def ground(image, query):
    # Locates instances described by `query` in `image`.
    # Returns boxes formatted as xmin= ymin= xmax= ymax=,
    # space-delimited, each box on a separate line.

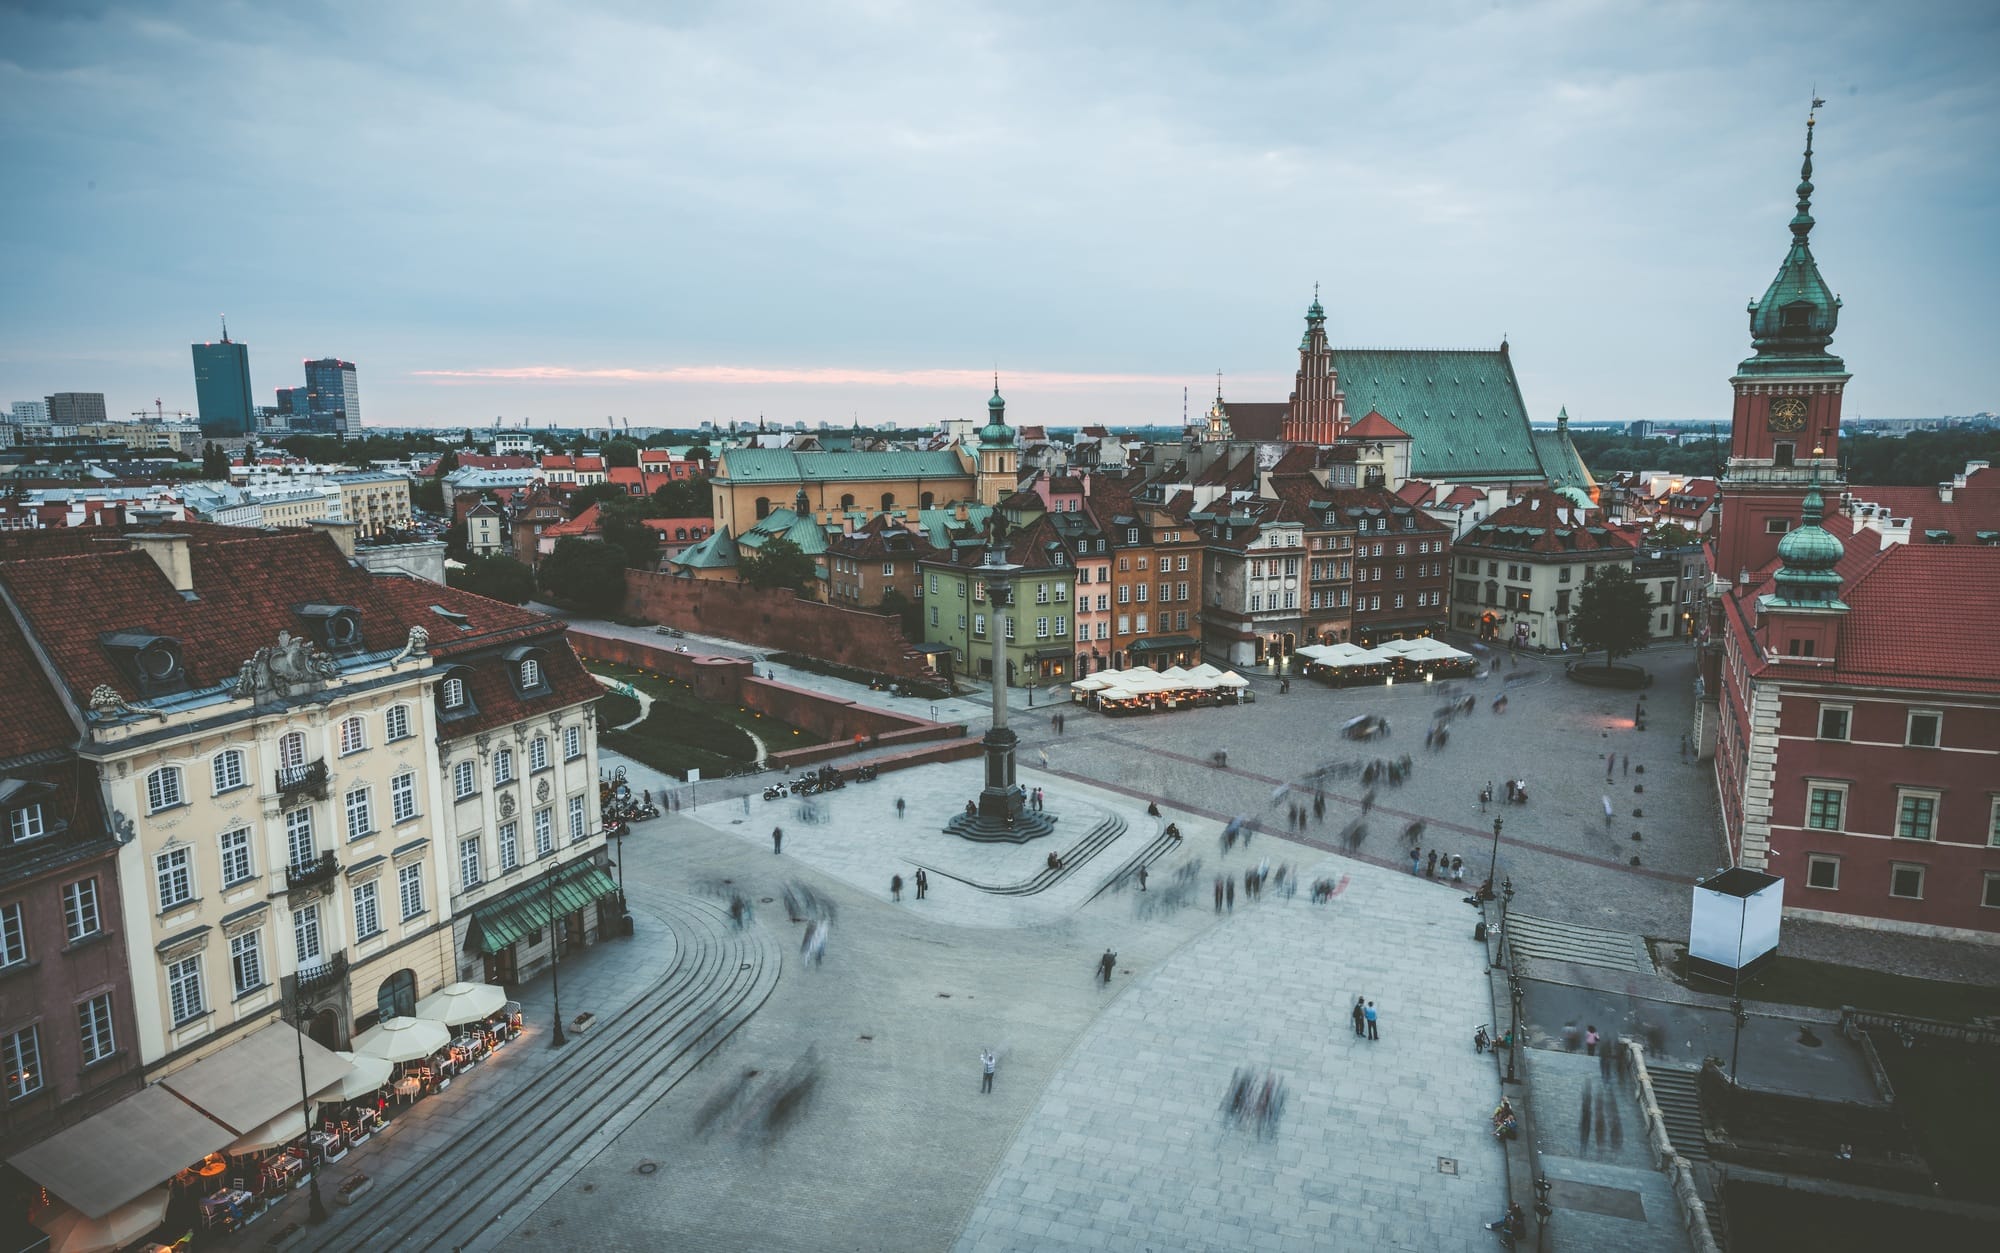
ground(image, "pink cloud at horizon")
xmin=410 ymin=363 xmax=1276 ymax=391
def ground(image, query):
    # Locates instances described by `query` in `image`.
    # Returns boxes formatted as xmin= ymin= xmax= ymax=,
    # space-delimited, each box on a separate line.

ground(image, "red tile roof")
xmin=1456 ymin=490 xmax=1635 ymax=555
xmin=1826 ymin=545 xmax=2000 ymax=693
xmin=1394 ymin=480 xmax=1435 ymax=506
xmin=1345 ymin=410 xmax=1412 ymax=440
xmin=1836 ymin=464 xmax=2000 ymax=538
xmin=541 ymin=504 xmax=602 ymax=540
xmin=0 ymin=608 xmax=76 ymax=762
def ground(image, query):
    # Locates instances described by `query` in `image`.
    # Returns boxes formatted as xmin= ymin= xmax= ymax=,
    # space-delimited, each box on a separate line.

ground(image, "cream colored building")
xmin=333 ymin=471 xmax=415 ymax=537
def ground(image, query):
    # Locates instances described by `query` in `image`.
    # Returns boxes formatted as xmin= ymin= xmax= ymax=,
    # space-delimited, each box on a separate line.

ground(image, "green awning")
xmin=1127 ymin=636 xmax=1198 ymax=652
xmin=462 ymin=861 xmax=618 ymax=956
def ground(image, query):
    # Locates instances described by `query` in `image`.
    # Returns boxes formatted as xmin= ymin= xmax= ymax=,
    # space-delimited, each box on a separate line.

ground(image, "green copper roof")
xmin=1329 ymin=348 xmax=1542 ymax=483
xmin=715 ymin=448 xmax=969 ymax=485
xmin=740 ymin=508 xmax=832 ymax=556
xmin=1533 ymin=426 xmax=1597 ymax=493
xmin=669 ymin=526 xmax=740 ymax=570
xmin=909 ymin=505 xmax=992 ymax=547
xmin=980 ymin=384 xmax=1015 ymax=448
xmin=1766 ymin=484 xmax=1847 ymax=609
xmin=1740 ymin=113 xmax=1845 ymax=378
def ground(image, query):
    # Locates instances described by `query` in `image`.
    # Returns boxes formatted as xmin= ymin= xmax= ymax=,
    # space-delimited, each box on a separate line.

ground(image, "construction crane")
xmin=130 ymin=399 xmax=193 ymax=423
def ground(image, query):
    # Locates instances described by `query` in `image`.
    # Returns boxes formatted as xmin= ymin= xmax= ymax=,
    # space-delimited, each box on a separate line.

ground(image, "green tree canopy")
xmin=538 ymin=538 xmax=627 ymax=614
xmin=877 ymin=587 xmax=923 ymax=638
xmin=648 ymin=476 xmax=713 ymax=519
xmin=437 ymin=447 xmax=461 ymax=475
xmin=413 ymin=477 xmax=445 ymax=515
xmin=1570 ymin=565 xmax=1654 ymax=664
xmin=739 ymin=536 xmax=817 ymax=593
xmin=599 ymin=498 xmax=662 ymax=569
xmin=200 ymin=441 xmax=230 ymax=479
xmin=602 ymin=439 xmax=640 ymax=468
xmin=566 ymin=481 xmax=628 ymax=518
xmin=448 ymin=553 xmax=537 ymax=604
xmin=1643 ymin=522 xmax=1699 ymax=549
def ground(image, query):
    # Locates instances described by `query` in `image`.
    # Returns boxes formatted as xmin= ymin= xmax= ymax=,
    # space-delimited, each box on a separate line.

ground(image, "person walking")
xmin=1622 ymin=754 xmax=1630 ymax=777
xmin=896 ymin=797 xmax=906 ymax=819
xmin=1137 ymin=864 xmax=1148 ymax=892
xmin=1364 ymin=1001 xmax=1380 ymax=1041
xmin=1214 ymin=876 xmax=1224 ymax=912
xmin=1225 ymin=878 xmax=1236 ymax=911
xmin=1098 ymin=949 xmax=1116 ymax=984
xmin=1585 ymin=1024 xmax=1601 ymax=1056
xmin=890 ymin=874 xmax=903 ymax=902
xmin=1352 ymin=996 xmax=1367 ymax=1038
xmin=980 ymin=1048 xmax=996 ymax=1094
xmin=772 ymin=826 xmax=783 ymax=855
xmin=915 ymin=869 xmax=928 ymax=900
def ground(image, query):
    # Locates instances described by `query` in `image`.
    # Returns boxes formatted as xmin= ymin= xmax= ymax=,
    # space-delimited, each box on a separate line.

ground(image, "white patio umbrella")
xmin=1213 ymin=670 xmax=1250 ymax=688
xmin=1187 ymin=662 xmax=1225 ymax=680
xmin=1158 ymin=665 xmax=1195 ymax=682
xmin=414 ymin=981 xmax=508 ymax=1027
xmin=1070 ymin=673 xmax=1118 ymax=692
xmin=349 ymin=1015 xmax=451 ymax=1064
xmin=313 ymin=1050 xmax=393 ymax=1103
xmin=36 ymin=1188 xmax=170 ymax=1253
xmin=228 ymin=1106 xmax=306 ymax=1155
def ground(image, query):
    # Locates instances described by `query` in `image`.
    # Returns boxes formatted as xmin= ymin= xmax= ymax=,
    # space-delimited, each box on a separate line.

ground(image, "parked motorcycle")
xmin=764 ymin=783 xmax=790 ymax=800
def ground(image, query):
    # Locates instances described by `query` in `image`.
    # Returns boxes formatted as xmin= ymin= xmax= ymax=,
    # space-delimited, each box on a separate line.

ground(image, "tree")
xmin=878 ymin=587 xmax=922 ymax=638
xmin=200 ymin=441 xmax=230 ymax=479
xmin=1643 ymin=522 xmax=1699 ymax=549
xmin=566 ymin=481 xmax=628 ymax=518
xmin=538 ymin=538 xmax=627 ymax=614
xmin=1570 ymin=564 xmax=1654 ymax=665
xmin=437 ymin=448 xmax=461 ymax=475
xmin=739 ymin=536 xmax=817 ymax=593
xmin=648 ymin=476 xmax=713 ymax=519
xmin=413 ymin=476 xmax=445 ymax=515
xmin=602 ymin=439 xmax=639 ymax=468
xmin=599 ymin=498 xmax=661 ymax=570
xmin=449 ymin=554 xmax=537 ymax=604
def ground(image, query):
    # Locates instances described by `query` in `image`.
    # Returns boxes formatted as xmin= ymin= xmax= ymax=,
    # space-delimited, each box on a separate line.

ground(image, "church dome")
xmin=1771 ymin=485 xmax=1845 ymax=602
xmin=980 ymin=384 xmax=1014 ymax=447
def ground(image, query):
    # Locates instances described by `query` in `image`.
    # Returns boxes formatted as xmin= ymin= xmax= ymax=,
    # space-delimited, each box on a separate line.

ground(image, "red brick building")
xmin=1704 ymin=114 xmax=2000 ymax=938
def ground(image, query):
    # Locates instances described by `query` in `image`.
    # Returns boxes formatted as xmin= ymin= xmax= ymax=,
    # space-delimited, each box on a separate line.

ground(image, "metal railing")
xmin=276 ymin=759 xmax=329 ymax=803
xmin=294 ymin=950 xmax=348 ymax=998
xmin=285 ymin=850 xmax=341 ymax=891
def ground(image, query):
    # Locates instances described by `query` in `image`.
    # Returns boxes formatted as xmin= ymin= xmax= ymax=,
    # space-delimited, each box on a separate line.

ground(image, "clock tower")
xmin=1716 ymin=103 xmax=1850 ymax=586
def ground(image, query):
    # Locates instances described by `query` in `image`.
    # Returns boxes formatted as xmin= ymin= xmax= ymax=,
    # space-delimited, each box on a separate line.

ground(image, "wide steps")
xmin=921 ymin=815 xmax=1128 ymax=897
xmin=1646 ymin=1066 xmax=1710 ymax=1162
xmin=1086 ymin=828 xmax=1184 ymax=903
xmin=1504 ymin=912 xmax=1654 ymax=974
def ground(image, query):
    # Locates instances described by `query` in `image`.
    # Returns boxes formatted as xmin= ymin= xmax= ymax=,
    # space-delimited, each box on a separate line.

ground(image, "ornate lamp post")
xmin=547 ymin=862 xmax=567 ymax=1048
xmin=1533 ymin=1174 xmax=1553 ymax=1252
xmin=1486 ymin=816 xmax=1504 ymax=898
xmin=1493 ymin=876 xmax=1515 ymax=970
xmin=1505 ymin=969 xmax=1523 ymax=1085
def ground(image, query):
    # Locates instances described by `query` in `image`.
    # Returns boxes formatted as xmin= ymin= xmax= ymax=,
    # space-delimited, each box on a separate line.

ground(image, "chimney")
xmin=309 ymin=518 xmax=359 ymax=559
xmin=1938 ymin=482 xmax=1954 ymax=503
xmin=128 ymin=532 xmax=194 ymax=593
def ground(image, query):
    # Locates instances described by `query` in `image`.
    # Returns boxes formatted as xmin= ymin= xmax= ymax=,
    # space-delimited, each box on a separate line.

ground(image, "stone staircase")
xmin=920 ymin=814 xmax=1129 ymax=896
xmin=1085 ymin=827 xmax=1184 ymax=903
xmin=1646 ymin=1065 xmax=1710 ymax=1162
xmin=1504 ymin=911 xmax=1655 ymax=974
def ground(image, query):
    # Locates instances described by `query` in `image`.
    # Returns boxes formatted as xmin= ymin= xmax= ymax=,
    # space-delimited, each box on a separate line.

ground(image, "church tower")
xmin=1716 ymin=103 xmax=1850 ymax=586
xmin=975 ymin=378 xmax=1018 ymax=506
xmin=1281 ymin=287 xmax=1345 ymax=444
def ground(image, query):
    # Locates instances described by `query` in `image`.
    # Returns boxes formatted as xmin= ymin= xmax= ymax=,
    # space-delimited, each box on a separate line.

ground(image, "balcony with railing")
xmin=276 ymin=759 xmax=329 ymax=806
xmin=294 ymin=950 xmax=348 ymax=999
xmin=285 ymin=850 xmax=341 ymax=892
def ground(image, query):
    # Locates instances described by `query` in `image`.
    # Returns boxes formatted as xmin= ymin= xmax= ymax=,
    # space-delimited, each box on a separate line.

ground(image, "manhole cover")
xmin=636 ymin=1161 xmax=659 ymax=1176
xmin=760 ymin=897 xmax=774 ymax=903
xmin=1438 ymin=1157 xmax=1458 ymax=1175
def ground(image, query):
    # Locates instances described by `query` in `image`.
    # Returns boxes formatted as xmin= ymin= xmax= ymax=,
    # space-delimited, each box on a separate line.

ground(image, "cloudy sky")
xmin=2 ymin=0 xmax=1995 ymax=431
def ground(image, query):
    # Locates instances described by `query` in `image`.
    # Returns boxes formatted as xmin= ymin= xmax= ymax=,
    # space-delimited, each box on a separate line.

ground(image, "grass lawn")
xmin=1664 ymin=947 xmax=2000 ymax=1023
xmin=587 ymin=662 xmax=823 ymax=780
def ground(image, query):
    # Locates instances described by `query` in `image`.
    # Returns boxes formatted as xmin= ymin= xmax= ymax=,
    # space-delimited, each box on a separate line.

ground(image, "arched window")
xmin=441 ymin=676 xmax=467 ymax=710
xmin=675 ymin=528 xmax=687 ymax=541
xmin=384 ymin=704 xmax=412 ymax=742
xmin=493 ymin=748 xmax=515 ymax=786
xmin=839 ymin=494 xmax=855 ymax=511
xmin=754 ymin=497 xmax=771 ymax=520
xmin=376 ymin=969 xmax=417 ymax=1022
xmin=212 ymin=749 xmax=246 ymax=795
xmin=520 ymin=658 xmax=541 ymax=690
xmin=278 ymin=731 xmax=307 ymax=770
xmin=146 ymin=766 xmax=184 ymax=813
xmin=920 ymin=491 xmax=934 ymax=510
xmin=881 ymin=492 xmax=895 ymax=511
xmin=339 ymin=716 xmax=367 ymax=756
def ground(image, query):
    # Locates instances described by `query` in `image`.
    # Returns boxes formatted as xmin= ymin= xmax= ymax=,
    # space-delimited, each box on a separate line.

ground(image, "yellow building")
xmin=333 ymin=471 xmax=415 ymax=537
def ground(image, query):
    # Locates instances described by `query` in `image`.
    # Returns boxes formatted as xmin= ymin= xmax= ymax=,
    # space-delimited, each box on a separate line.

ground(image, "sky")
xmin=2 ymin=0 xmax=1996 ymax=432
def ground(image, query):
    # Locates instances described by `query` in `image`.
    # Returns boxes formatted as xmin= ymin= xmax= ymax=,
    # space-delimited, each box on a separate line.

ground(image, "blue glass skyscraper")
xmin=303 ymin=358 xmax=360 ymax=434
xmin=192 ymin=321 xmax=255 ymax=435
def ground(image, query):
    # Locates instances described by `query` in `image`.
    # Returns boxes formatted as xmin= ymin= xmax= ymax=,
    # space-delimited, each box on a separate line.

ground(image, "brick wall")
xmin=622 ymin=571 xmax=932 ymax=680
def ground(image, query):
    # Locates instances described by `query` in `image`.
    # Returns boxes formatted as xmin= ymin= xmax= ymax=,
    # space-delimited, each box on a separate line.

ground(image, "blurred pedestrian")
xmin=980 ymin=1048 xmax=996 ymax=1094
xmin=890 ymin=874 xmax=903 ymax=902
xmin=1585 ymin=1024 xmax=1601 ymax=1056
xmin=895 ymin=797 xmax=906 ymax=819
xmin=1137 ymin=864 xmax=1148 ymax=892
xmin=1098 ymin=949 xmax=1116 ymax=984
xmin=1426 ymin=850 xmax=1438 ymax=879
xmin=915 ymin=869 xmax=929 ymax=900
xmin=1352 ymin=996 xmax=1367 ymax=1037
xmin=772 ymin=826 xmax=783 ymax=855
xmin=1226 ymin=879 xmax=1236 ymax=911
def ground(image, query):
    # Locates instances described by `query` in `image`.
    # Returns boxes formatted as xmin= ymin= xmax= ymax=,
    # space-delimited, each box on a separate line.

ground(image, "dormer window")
xmin=442 ymin=677 xmax=467 ymax=710
xmin=521 ymin=658 xmax=542 ymax=689
xmin=504 ymin=647 xmax=551 ymax=698
xmin=438 ymin=666 xmax=478 ymax=720
xmin=1782 ymin=303 xmax=1811 ymax=329
xmin=8 ymin=804 xmax=45 ymax=842
xmin=99 ymin=630 xmax=188 ymax=697
xmin=295 ymin=604 xmax=364 ymax=654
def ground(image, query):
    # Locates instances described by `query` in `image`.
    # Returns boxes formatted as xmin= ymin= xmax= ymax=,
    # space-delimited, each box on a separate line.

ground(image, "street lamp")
xmin=1486 ymin=816 xmax=1504 ymax=898
xmin=290 ymin=991 xmax=328 ymax=1224
xmin=1533 ymin=1175 xmax=1553 ymax=1252
xmin=546 ymin=862 xmax=567 ymax=1049
xmin=1493 ymin=876 xmax=1515 ymax=970
xmin=1505 ymin=971 xmax=1523 ymax=1086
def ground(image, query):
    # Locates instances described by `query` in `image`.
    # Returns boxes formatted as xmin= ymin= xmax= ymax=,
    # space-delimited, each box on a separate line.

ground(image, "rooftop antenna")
xmin=220 ymin=314 xmax=230 ymax=344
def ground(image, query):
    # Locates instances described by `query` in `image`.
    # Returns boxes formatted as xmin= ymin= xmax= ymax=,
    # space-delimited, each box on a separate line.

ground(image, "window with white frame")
xmin=520 ymin=658 xmax=542 ymax=690
xmin=453 ymin=760 xmax=477 ymax=800
xmin=1984 ymin=873 xmax=2000 ymax=910
xmin=494 ymin=748 xmax=514 ymax=786
xmin=61 ymin=878 xmax=99 ymax=943
xmin=1896 ymin=790 xmax=1939 ymax=841
xmin=391 ymin=772 xmax=417 ymax=824
xmin=1036 ymin=617 xmax=1049 ymax=639
xmin=228 ymin=929 xmax=263 ymax=997
xmin=441 ymin=676 xmax=467 ymax=710
xmin=156 ymin=847 xmax=193 ymax=911
xmin=4 ymin=1025 xmax=42 ymax=1100
xmin=217 ymin=827 xmax=252 ymax=888
xmin=1990 ymin=798 xmax=2000 ymax=847
xmin=1805 ymin=854 xmax=1840 ymax=891
xmin=77 ymin=994 xmax=115 ymax=1066
xmin=339 ymin=716 xmax=367 ymax=756
xmin=498 ymin=821 xmax=519 ymax=871
xmin=147 ymin=766 xmax=184 ymax=813
xmin=564 ymin=725 xmax=582 ymax=760
xmin=1135 ymin=613 xmax=1149 ymax=633
xmin=278 ymin=732 xmax=307 ymax=770
xmin=1055 ymin=616 xmax=1067 ymax=636
xmin=286 ymin=808 xmax=316 ymax=868
xmin=459 ymin=838 xmax=482 ymax=889
xmin=212 ymin=749 xmax=246 ymax=795
xmin=398 ymin=865 xmax=424 ymax=919
xmin=1807 ymin=783 xmax=1845 ymax=831
xmin=167 ymin=955 xmax=205 ymax=1026
xmin=1906 ymin=710 xmax=1941 ymax=748
xmin=1818 ymin=705 xmax=1850 ymax=740
xmin=7 ymin=804 xmax=43 ymax=843
xmin=1889 ymin=862 xmax=1925 ymax=900
xmin=343 ymin=787 xmax=373 ymax=842
xmin=0 ymin=903 xmax=24 ymax=967
xmin=534 ymin=808 xmax=554 ymax=857
xmin=293 ymin=903 xmax=322 ymax=965
xmin=530 ymin=737 xmax=550 ymax=772
xmin=353 ymin=881 xmax=382 ymax=939
xmin=569 ymin=795 xmax=586 ymax=843
xmin=385 ymin=704 xmax=412 ymax=742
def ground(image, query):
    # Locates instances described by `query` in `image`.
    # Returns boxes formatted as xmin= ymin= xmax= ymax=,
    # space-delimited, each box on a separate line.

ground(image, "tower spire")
xmin=220 ymin=314 xmax=229 ymax=344
xmin=1792 ymin=95 xmax=1825 ymax=243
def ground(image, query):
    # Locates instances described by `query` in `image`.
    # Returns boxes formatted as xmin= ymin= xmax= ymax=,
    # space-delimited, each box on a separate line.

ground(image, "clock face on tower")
xmin=1768 ymin=397 xmax=1808 ymax=433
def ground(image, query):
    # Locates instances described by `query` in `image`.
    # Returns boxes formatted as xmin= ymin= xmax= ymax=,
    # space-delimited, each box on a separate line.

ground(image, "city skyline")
xmin=2 ymin=1 xmax=1996 ymax=430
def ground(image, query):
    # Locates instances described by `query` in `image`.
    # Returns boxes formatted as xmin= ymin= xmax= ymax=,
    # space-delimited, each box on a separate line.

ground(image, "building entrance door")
xmin=484 ymin=944 xmax=519 ymax=987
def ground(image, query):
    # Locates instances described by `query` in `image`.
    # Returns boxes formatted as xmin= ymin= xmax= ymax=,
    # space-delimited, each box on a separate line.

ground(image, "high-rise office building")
xmin=304 ymin=358 xmax=360 ymax=434
xmin=276 ymin=386 xmax=307 ymax=417
xmin=191 ymin=322 xmax=255 ymax=435
xmin=43 ymin=393 xmax=107 ymax=425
